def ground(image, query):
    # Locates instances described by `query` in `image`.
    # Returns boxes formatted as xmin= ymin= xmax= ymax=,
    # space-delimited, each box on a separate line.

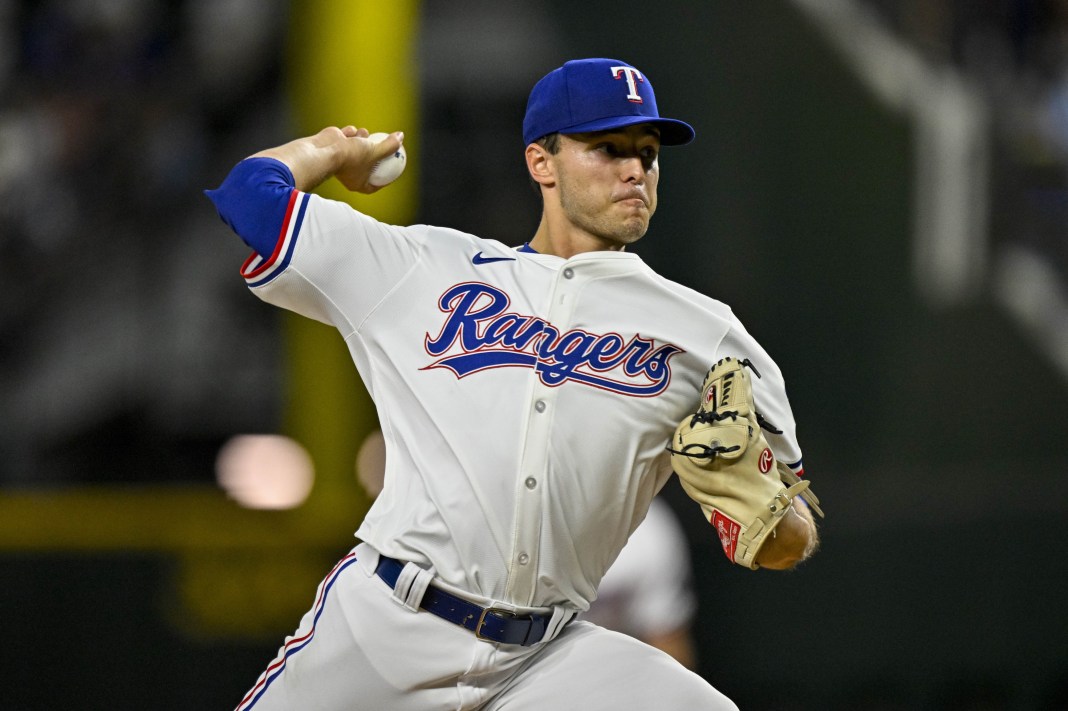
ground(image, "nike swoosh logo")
xmin=472 ymin=252 xmax=517 ymax=265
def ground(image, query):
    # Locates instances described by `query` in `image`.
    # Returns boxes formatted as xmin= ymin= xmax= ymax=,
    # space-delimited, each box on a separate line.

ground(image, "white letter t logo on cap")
xmin=611 ymin=66 xmax=644 ymax=103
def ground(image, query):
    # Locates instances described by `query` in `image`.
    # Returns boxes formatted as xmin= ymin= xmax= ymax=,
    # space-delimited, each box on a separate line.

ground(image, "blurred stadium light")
xmin=215 ymin=434 xmax=314 ymax=510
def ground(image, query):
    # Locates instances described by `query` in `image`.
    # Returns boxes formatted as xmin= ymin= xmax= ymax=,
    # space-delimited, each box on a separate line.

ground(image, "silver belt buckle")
xmin=475 ymin=606 xmax=517 ymax=641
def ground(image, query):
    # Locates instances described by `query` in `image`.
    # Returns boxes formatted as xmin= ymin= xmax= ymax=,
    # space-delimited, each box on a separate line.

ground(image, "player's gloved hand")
xmin=667 ymin=357 xmax=823 ymax=569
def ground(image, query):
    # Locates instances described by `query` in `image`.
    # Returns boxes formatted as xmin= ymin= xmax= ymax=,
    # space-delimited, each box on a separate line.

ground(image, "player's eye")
xmin=639 ymin=147 xmax=658 ymax=169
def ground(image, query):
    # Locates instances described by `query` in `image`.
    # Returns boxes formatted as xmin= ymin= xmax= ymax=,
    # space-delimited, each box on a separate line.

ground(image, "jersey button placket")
xmin=505 ymin=263 xmax=579 ymax=605
xmin=506 ymin=394 xmax=552 ymax=603
xmin=519 ymin=399 xmax=548 ymax=573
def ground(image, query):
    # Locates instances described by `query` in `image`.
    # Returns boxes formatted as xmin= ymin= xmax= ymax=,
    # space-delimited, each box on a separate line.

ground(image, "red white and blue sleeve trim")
xmin=205 ymin=157 xmax=308 ymax=288
xmin=240 ymin=188 xmax=310 ymax=288
xmin=786 ymin=458 xmax=812 ymax=509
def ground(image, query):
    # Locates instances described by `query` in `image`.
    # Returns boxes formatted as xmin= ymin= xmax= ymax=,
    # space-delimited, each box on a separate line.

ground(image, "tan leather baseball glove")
xmin=668 ymin=357 xmax=823 ymax=569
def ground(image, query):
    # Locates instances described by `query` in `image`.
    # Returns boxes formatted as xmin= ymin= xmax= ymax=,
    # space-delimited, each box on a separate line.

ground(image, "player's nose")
xmin=619 ymin=155 xmax=645 ymax=184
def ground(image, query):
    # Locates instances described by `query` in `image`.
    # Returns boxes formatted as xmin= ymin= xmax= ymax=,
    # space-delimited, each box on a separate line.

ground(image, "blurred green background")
xmin=1 ymin=1 xmax=1066 ymax=709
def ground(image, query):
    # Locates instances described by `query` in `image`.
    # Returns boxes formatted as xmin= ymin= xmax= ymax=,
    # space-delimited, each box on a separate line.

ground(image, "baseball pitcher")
xmin=208 ymin=57 xmax=821 ymax=711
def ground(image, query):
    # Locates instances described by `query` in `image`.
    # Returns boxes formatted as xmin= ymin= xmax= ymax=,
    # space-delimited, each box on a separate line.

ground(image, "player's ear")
xmin=525 ymin=142 xmax=555 ymax=188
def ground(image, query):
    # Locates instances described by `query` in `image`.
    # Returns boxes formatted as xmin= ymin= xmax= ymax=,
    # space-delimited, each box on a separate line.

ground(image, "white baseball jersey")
xmin=581 ymin=497 xmax=697 ymax=638
xmin=214 ymin=157 xmax=804 ymax=612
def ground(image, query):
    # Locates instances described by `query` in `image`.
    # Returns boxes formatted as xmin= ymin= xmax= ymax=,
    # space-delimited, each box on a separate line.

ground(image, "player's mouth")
xmin=614 ymin=192 xmax=648 ymax=208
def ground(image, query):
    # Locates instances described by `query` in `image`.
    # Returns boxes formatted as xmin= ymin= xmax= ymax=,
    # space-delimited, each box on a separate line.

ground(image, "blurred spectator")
xmin=580 ymin=496 xmax=699 ymax=669
xmin=0 ymin=0 xmax=289 ymax=485
xmin=860 ymin=0 xmax=1068 ymax=285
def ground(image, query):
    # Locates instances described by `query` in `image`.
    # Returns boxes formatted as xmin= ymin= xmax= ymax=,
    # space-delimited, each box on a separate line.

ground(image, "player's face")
xmin=552 ymin=126 xmax=660 ymax=247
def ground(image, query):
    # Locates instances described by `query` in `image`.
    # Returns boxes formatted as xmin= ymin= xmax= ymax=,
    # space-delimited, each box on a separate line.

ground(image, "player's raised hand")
xmin=334 ymin=127 xmax=406 ymax=193
xmin=251 ymin=126 xmax=405 ymax=194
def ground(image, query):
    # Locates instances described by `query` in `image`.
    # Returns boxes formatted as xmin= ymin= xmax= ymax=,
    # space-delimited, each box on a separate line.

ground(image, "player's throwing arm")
xmin=251 ymin=126 xmax=406 ymax=194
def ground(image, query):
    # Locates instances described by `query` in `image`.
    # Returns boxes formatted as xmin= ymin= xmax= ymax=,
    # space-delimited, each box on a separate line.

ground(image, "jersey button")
xmin=525 ymin=477 xmax=537 ymax=490
xmin=563 ymin=268 xmax=575 ymax=279
xmin=534 ymin=400 xmax=546 ymax=413
xmin=518 ymin=553 xmax=530 ymax=565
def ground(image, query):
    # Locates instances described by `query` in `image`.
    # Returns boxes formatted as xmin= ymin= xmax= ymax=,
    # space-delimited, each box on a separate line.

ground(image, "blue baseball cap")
xmin=523 ymin=58 xmax=695 ymax=146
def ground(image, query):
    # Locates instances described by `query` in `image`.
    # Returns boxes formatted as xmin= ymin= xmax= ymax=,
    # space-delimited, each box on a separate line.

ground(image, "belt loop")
xmin=541 ymin=606 xmax=576 ymax=644
xmin=391 ymin=561 xmax=433 ymax=612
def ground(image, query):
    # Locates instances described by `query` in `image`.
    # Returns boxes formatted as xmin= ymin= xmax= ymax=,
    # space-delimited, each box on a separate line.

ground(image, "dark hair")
xmin=528 ymin=132 xmax=561 ymax=195
xmin=537 ymin=133 xmax=561 ymax=154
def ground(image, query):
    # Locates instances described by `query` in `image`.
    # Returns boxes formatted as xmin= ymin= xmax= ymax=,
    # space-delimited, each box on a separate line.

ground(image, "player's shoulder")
xmin=641 ymin=265 xmax=736 ymax=320
xmin=306 ymin=196 xmax=487 ymax=247
xmin=406 ymin=223 xmax=517 ymax=257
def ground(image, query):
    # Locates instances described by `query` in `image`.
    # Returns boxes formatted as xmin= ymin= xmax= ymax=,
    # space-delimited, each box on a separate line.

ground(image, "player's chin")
xmin=614 ymin=216 xmax=650 ymax=244
xmin=615 ymin=203 xmax=652 ymax=228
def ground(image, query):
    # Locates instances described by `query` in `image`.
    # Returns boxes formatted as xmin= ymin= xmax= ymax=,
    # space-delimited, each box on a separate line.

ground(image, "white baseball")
xmin=367 ymin=132 xmax=407 ymax=187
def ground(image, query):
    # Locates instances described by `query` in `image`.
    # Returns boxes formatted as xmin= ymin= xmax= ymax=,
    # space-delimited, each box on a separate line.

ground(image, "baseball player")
xmin=207 ymin=57 xmax=820 ymax=710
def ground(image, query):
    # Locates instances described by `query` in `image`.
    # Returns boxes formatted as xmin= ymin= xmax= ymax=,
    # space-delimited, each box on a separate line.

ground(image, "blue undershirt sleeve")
xmin=204 ymin=157 xmax=297 ymax=258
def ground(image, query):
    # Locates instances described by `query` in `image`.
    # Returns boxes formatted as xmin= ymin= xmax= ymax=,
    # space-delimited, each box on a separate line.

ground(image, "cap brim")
xmin=559 ymin=115 xmax=695 ymax=146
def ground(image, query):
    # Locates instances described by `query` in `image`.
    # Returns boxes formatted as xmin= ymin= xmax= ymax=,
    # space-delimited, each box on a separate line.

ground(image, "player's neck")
xmin=528 ymin=216 xmax=626 ymax=259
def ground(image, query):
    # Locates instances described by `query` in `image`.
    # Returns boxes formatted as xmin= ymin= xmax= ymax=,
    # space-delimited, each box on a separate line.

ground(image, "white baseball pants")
xmin=235 ymin=543 xmax=737 ymax=711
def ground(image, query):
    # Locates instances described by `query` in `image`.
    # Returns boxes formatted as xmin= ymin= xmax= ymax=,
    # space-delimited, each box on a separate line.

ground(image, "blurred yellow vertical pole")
xmin=284 ymin=0 xmax=419 ymax=532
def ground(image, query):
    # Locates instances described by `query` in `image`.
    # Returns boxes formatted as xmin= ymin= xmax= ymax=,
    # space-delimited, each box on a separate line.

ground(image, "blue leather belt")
xmin=374 ymin=555 xmax=556 ymax=646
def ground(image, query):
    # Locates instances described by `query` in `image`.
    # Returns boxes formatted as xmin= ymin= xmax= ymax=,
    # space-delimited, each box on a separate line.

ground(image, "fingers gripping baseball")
xmin=668 ymin=357 xmax=823 ymax=569
xmin=331 ymin=127 xmax=406 ymax=193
